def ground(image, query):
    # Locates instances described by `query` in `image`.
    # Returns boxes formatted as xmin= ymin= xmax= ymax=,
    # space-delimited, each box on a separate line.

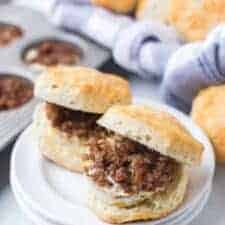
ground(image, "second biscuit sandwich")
xmin=33 ymin=66 xmax=131 ymax=172
xmin=84 ymin=105 xmax=203 ymax=224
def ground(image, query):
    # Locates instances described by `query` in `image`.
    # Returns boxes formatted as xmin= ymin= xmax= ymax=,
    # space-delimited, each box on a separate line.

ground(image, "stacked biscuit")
xmin=192 ymin=85 xmax=225 ymax=164
xmin=33 ymin=66 xmax=203 ymax=224
xmin=136 ymin=0 xmax=225 ymax=42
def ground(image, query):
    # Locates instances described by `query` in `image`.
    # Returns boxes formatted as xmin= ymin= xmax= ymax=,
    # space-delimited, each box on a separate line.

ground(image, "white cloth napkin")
xmin=113 ymin=21 xmax=181 ymax=79
xmin=51 ymin=2 xmax=181 ymax=79
xmin=163 ymin=25 xmax=225 ymax=112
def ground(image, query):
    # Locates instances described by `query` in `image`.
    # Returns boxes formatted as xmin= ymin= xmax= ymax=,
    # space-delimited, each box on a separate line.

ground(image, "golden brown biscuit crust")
xmin=98 ymin=105 xmax=203 ymax=165
xmin=136 ymin=0 xmax=225 ymax=42
xmin=191 ymin=85 xmax=225 ymax=163
xmin=169 ymin=0 xmax=225 ymax=42
xmin=136 ymin=0 xmax=148 ymax=18
xmin=92 ymin=0 xmax=137 ymax=13
xmin=35 ymin=66 xmax=131 ymax=114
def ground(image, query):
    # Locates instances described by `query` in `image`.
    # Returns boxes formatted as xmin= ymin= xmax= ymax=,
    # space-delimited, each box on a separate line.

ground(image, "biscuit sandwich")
xmin=33 ymin=66 xmax=131 ymax=173
xmin=84 ymin=105 xmax=203 ymax=224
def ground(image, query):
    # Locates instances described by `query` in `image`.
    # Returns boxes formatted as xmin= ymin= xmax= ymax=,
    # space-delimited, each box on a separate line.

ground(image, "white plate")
xmin=11 ymin=175 xmax=212 ymax=225
xmin=11 ymin=162 xmax=213 ymax=225
xmin=168 ymin=187 xmax=211 ymax=225
xmin=10 ymin=98 xmax=215 ymax=225
xmin=11 ymin=167 xmax=212 ymax=225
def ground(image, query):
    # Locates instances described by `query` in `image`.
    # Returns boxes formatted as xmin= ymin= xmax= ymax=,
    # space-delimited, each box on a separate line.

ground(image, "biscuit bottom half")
xmin=88 ymin=165 xmax=188 ymax=224
xmin=32 ymin=103 xmax=90 ymax=173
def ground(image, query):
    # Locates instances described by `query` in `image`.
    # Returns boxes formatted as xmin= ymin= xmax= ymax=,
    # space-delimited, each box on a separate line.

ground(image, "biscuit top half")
xmin=34 ymin=66 xmax=132 ymax=114
xmin=98 ymin=104 xmax=203 ymax=165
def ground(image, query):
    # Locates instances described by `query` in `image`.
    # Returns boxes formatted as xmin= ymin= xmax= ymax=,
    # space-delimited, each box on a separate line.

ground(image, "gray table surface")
xmin=0 ymin=62 xmax=225 ymax=225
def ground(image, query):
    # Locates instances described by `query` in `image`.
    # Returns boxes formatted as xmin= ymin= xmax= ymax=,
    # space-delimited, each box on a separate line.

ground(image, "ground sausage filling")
xmin=45 ymin=103 xmax=106 ymax=139
xmin=0 ymin=23 xmax=23 ymax=47
xmin=24 ymin=40 xmax=82 ymax=66
xmin=0 ymin=75 xmax=33 ymax=110
xmin=86 ymin=136 xmax=179 ymax=194
xmin=46 ymin=103 xmax=179 ymax=194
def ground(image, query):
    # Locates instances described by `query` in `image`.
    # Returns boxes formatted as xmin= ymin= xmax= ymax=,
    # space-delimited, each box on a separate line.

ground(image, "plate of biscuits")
xmin=11 ymin=66 xmax=215 ymax=225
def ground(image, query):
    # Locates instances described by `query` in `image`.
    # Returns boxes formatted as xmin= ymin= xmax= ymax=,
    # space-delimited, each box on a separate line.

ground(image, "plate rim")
xmin=11 ymin=172 xmax=212 ymax=225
